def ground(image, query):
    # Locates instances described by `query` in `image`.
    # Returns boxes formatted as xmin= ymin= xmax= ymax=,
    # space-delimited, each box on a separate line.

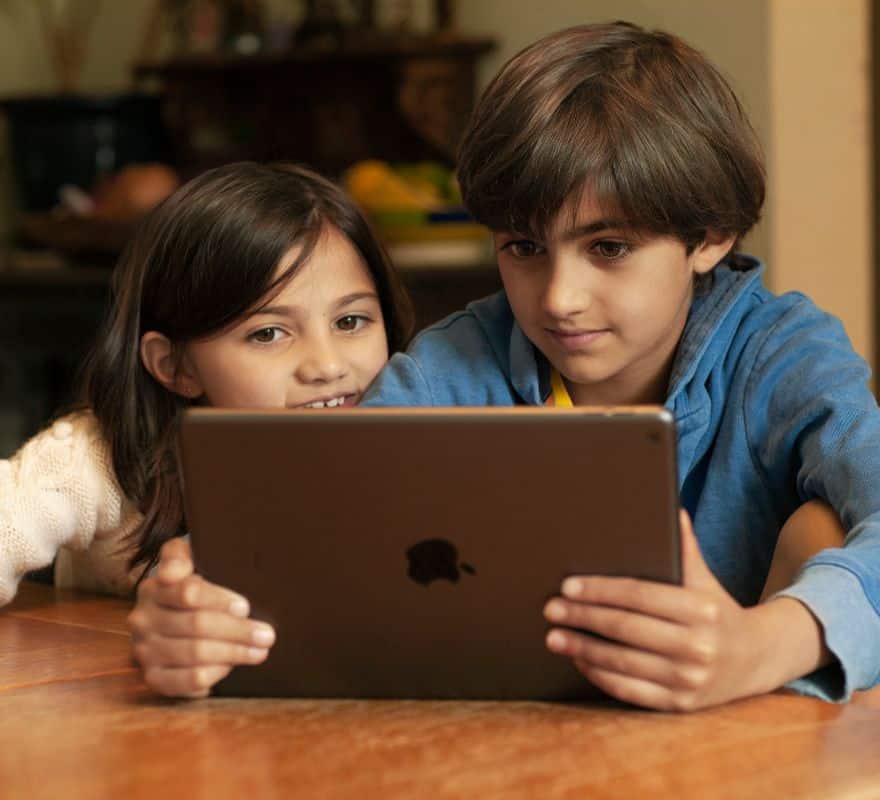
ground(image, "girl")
xmin=0 ymin=161 xmax=412 ymax=607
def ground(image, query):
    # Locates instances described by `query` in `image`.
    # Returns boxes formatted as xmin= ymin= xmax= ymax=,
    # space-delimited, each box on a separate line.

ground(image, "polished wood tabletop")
xmin=2 ymin=582 xmax=879 ymax=799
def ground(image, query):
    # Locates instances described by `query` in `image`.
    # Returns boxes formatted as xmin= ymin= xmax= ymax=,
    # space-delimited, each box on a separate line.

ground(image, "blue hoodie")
xmin=362 ymin=258 xmax=880 ymax=701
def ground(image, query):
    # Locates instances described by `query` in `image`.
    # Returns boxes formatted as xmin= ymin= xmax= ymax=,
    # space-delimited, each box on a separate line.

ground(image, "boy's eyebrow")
xmin=560 ymin=219 xmax=631 ymax=241
xmin=495 ymin=219 xmax=631 ymax=242
xmin=252 ymin=292 xmax=380 ymax=318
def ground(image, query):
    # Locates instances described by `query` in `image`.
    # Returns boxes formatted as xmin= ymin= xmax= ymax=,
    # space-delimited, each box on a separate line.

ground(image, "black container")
xmin=1 ymin=92 xmax=170 ymax=212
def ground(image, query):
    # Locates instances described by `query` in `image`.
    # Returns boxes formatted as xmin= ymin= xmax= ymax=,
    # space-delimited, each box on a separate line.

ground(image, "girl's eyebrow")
xmin=252 ymin=292 xmax=380 ymax=318
xmin=333 ymin=291 xmax=380 ymax=309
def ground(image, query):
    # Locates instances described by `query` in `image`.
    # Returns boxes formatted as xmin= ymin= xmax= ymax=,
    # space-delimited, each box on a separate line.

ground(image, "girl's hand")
xmin=128 ymin=537 xmax=276 ymax=698
xmin=543 ymin=510 xmax=827 ymax=711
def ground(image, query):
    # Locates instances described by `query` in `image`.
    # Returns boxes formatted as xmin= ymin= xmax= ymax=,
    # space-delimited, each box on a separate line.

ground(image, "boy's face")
xmin=493 ymin=193 xmax=733 ymax=406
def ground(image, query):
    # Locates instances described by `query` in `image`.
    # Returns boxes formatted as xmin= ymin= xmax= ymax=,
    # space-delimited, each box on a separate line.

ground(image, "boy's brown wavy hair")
xmin=457 ymin=21 xmax=765 ymax=254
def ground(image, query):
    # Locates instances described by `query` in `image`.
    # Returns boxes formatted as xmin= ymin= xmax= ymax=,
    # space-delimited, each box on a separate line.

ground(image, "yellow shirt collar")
xmin=550 ymin=369 xmax=573 ymax=407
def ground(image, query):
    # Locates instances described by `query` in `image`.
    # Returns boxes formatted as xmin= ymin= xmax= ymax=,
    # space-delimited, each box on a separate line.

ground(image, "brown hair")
xmin=79 ymin=162 xmax=413 ymax=573
xmin=457 ymin=21 xmax=765 ymax=252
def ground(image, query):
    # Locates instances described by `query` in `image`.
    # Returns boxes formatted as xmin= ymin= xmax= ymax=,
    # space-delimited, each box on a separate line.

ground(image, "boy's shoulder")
xmin=365 ymin=290 xmax=543 ymax=407
xmin=697 ymin=257 xmax=843 ymax=345
xmin=673 ymin=258 xmax=862 ymax=398
xmin=408 ymin=290 xmax=515 ymax=362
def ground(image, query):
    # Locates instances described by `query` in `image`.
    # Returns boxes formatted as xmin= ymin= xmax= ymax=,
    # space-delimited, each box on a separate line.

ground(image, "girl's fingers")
xmin=143 ymin=664 xmax=233 ymax=699
xmin=155 ymin=538 xmax=195 ymax=584
xmin=133 ymin=635 xmax=269 ymax=669
xmin=150 ymin=574 xmax=250 ymax=617
xmin=128 ymin=605 xmax=275 ymax=648
xmin=547 ymin=630 xmax=709 ymax=691
xmin=558 ymin=576 xmax=717 ymax=626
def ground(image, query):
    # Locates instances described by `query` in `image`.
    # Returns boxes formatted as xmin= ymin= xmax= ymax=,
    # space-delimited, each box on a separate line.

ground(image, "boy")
xmin=356 ymin=21 xmax=880 ymax=709
xmin=131 ymin=22 xmax=875 ymax=709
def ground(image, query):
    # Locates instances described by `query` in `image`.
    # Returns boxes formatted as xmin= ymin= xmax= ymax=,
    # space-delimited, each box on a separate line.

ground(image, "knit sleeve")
xmin=0 ymin=413 xmax=137 ymax=605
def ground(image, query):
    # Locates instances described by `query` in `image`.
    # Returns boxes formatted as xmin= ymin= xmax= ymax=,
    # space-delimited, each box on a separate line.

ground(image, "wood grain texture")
xmin=7 ymin=582 xmax=133 ymax=634
xmin=1 ymin=582 xmax=879 ymax=799
xmin=0 ymin=616 xmax=133 ymax=690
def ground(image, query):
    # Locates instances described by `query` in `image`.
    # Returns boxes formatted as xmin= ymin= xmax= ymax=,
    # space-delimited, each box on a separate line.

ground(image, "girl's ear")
xmin=690 ymin=231 xmax=737 ymax=274
xmin=139 ymin=331 xmax=204 ymax=399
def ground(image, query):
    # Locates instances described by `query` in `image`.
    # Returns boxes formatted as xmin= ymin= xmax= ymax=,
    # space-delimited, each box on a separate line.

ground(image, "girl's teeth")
xmin=305 ymin=396 xmax=346 ymax=409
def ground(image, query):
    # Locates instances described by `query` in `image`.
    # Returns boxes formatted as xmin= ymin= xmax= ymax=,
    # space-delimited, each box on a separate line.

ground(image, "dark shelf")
xmin=134 ymin=35 xmax=496 ymax=76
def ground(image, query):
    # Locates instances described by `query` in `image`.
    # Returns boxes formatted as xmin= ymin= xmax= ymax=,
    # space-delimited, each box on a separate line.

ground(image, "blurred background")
xmin=0 ymin=0 xmax=873 ymax=455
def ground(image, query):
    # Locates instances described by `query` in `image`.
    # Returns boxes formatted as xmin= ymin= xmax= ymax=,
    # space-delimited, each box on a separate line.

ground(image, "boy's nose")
xmin=541 ymin=259 xmax=590 ymax=319
xmin=296 ymin=338 xmax=348 ymax=384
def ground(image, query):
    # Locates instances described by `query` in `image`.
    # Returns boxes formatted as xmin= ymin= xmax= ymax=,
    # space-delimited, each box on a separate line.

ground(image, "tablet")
xmin=180 ymin=407 xmax=681 ymax=700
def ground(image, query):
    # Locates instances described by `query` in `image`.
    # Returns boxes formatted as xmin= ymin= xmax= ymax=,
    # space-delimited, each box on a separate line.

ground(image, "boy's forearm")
xmin=747 ymin=596 xmax=833 ymax=694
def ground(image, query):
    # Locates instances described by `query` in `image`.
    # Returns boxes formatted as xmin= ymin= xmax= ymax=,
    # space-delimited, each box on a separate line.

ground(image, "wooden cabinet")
xmin=134 ymin=36 xmax=495 ymax=177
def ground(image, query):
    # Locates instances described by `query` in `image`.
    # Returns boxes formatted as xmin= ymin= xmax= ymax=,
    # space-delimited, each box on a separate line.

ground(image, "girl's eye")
xmin=336 ymin=314 xmax=368 ymax=333
xmin=502 ymin=239 xmax=543 ymax=259
xmin=592 ymin=240 xmax=630 ymax=260
xmin=249 ymin=327 xmax=284 ymax=344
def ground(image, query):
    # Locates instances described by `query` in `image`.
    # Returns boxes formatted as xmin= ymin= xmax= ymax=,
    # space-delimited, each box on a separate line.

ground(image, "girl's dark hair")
xmin=457 ymin=21 xmax=766 ymax=252
xmin=79 ymin=161 xmax=413 ymax=573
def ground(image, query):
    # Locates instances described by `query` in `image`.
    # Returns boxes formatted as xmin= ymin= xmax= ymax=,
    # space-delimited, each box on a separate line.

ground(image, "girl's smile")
xmin=295 ymin=393 xmax=357 ymax=409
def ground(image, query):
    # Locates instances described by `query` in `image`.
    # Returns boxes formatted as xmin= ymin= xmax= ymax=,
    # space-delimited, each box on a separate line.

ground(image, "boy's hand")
xmin=543 ymin=510 xmax=819 ymax=711
xmin=128 ymin=537 xmax=276 ymax=698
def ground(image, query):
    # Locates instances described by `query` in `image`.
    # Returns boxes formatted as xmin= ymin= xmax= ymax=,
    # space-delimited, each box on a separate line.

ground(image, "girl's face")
xmin=180 ymin=225 xmax=389 ymax=409
xmin=494 ymin=192 xmax=733 ymax=406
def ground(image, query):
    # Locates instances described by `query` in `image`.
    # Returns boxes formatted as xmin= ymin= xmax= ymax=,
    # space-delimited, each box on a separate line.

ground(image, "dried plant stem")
xmin=34 ymin=0 xmax=102 ymax=93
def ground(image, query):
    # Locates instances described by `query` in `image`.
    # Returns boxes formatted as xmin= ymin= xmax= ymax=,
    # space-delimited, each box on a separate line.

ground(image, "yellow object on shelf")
xmin=345 ymin=160 xmax=442 ymax=211
xmin=344 ymin=160 xmax=490 ymax=266
xmin=377 ymin=221 xmax=488 ymax=244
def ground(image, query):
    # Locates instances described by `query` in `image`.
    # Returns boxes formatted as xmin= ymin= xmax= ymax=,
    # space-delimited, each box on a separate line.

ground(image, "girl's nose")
xmin=296 ymin=337 xmax=348 ymax=384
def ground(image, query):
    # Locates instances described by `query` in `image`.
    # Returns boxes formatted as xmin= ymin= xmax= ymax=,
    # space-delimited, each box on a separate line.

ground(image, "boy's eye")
xmin=249 ymin=326 xmax=284 ymax=344
xmin=592 ymin=240 xmax=630 ymax=260
xmin=502 ymin=239 xmax=543 ymax=258
xmin=336 ymin=314 xmax=367 ymax=332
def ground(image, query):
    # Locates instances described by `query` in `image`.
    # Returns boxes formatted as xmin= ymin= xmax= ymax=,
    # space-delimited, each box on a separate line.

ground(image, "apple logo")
xmin=405 ymin=539 xmax=476 ymax=586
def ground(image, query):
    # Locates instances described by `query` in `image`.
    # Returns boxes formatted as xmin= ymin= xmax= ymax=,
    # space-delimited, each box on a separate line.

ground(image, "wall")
xmin=767 ymin=0 xmax=873 ymax=364
xmin=0 ymin=1 xmax=154 ymax=241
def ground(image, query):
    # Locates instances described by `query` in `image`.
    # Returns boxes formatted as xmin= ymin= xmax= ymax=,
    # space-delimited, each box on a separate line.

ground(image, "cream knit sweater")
xmin=0 ymin=412 xmax=142 ymax=606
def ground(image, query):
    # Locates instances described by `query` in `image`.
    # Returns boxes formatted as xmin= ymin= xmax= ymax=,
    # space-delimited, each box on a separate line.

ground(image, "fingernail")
xmin=544 ymin=600 xmax=567 ymax=622
xmin=546 ymin=630 xmax=567 ymax=652
xmin=229 ymin=597 xmax=249 ymax=617
xmin=561 ymin=578 xmax=581 ymax=598
xmin=247 ymin=648 xmax=268 ymax=662
xmin=161 ymin=559 xmax=189 ymax=580
xmin=252 ymin=625 xmax=275 ymax=647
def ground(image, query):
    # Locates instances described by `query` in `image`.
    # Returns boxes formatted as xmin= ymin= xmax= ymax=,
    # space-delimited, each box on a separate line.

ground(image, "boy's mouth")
xmin=546 ymin=327 xmax=610 ymax=352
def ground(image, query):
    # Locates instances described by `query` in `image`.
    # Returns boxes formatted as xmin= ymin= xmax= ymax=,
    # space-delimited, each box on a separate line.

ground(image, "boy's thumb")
xmin=679 ymin=509 xmax=718 ymax=589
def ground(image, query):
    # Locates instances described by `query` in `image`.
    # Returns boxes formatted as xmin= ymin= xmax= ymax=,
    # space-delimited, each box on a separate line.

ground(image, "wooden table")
xmin=2 ymin=582 xmax=880 ymax=799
